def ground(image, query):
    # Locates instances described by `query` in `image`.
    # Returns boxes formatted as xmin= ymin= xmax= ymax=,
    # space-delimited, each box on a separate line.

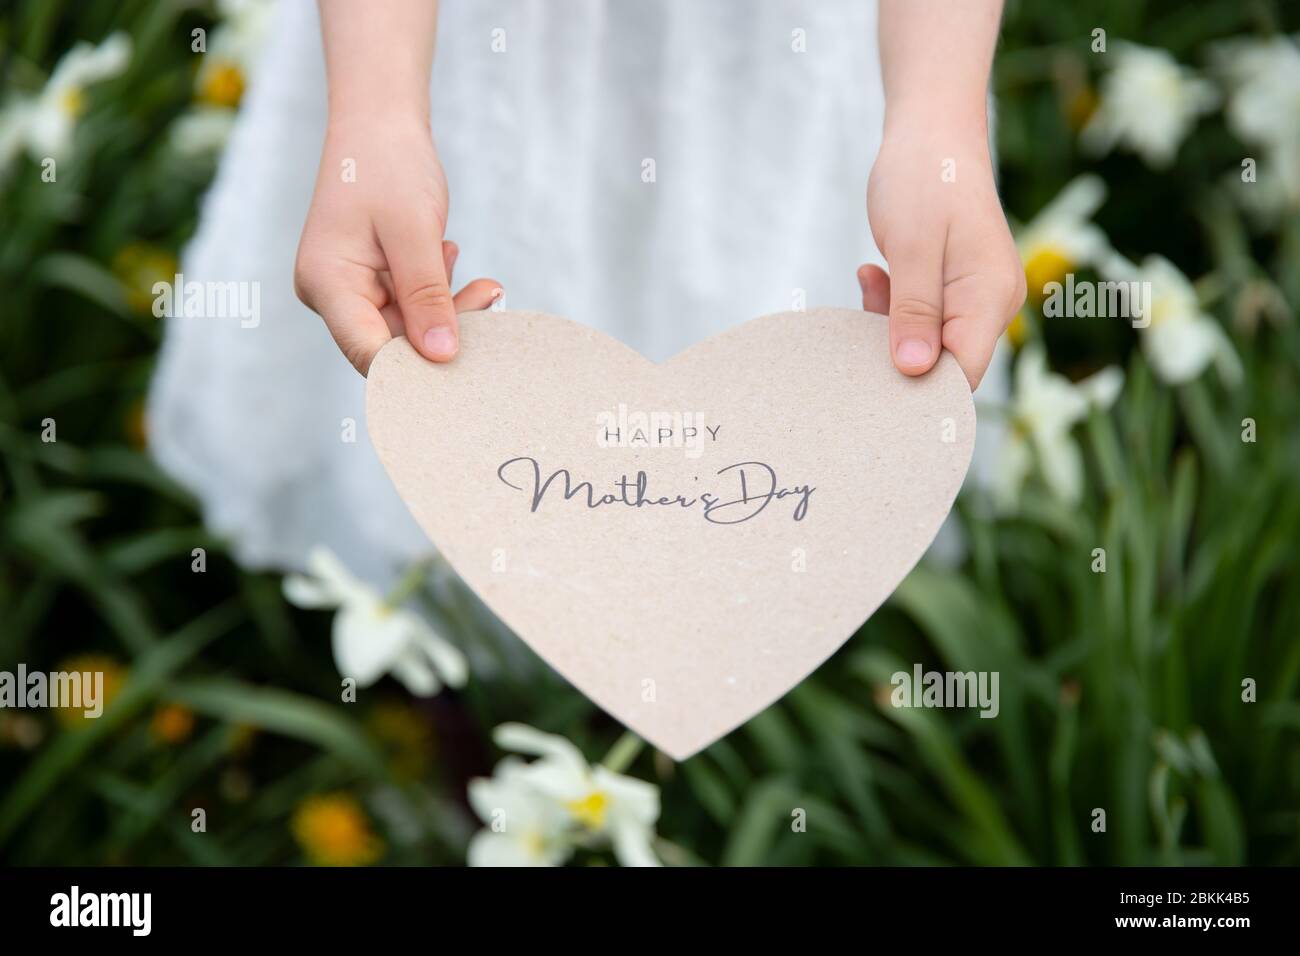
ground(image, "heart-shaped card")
xmin=367 ymin=308 xmax=975 ymax=759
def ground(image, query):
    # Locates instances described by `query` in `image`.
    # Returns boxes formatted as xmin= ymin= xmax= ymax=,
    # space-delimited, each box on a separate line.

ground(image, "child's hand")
xmin=863 ymin=122 xmax=1025 ymax=391
xmin=870 ymin=0 xmax=1024 ymax=391
xmin=294 ymin=114 xmax=500 ymax=375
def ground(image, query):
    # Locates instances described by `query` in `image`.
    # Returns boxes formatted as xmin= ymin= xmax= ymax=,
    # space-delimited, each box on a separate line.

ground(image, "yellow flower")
xmin=291 ymin=793 xmax=383 ymax=866
xmin=53 ymin=654 xmax=126 ymax=726
xmin=112 ymin=243 xmax=178 ymax=315
xmin=151 ymin=704 xmax=195 ymax=744
xmin=197 ymin=60 xmax=245 ymax=108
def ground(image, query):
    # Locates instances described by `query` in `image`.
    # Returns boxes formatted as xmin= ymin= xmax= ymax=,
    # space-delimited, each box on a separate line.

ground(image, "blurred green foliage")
xmin=1 ymin=0 xmax=1297 ymax=866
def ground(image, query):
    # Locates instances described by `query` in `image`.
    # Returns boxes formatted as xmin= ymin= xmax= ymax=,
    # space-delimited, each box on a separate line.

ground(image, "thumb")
xmin=884 ymin=237 xmax=945 ymax=376
xmin=378 ymin=210 xmax=459 ymax=361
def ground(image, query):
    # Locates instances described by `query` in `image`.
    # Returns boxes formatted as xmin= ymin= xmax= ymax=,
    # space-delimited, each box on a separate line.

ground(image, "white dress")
xmin=148 ymin=0 xmax=1000 ymax=586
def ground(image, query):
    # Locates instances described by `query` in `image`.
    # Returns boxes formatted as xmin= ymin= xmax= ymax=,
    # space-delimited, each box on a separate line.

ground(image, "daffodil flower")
xmin=467 ymin=723 xmax=663 ymax=867
xmin=0 ymin=32 xmax=131 ymax=171
xmin=1081 ymin=42 xmax=1218 ymax=169
xmin=1212 ymin=35 xmax=1300 ymax=211
xmin=467 ymin=758 xmax=574 ymax=867
xmin=1015 ymin=174 xmax=1114 ymax=301
xmin=1105 ymin=254 xmax=1242 ymax=386
xmin=993 ymin=345 xmax=1123 ymax=512
xmin=283 ymin=547 xmax=468 ymax=696
xmin=195 ymin=0 xmax=274 ymax=108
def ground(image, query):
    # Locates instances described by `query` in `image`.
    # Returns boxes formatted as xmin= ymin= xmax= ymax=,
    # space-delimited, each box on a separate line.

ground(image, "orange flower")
xmin=291 ymin=793 xmax=383 ymax=866
xmin=151 ymin=704 xmax=195 ymax=744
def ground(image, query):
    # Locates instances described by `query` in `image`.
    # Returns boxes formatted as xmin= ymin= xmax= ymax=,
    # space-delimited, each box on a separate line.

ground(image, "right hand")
xmin=294 ymin=113 xmax=500 ymax=375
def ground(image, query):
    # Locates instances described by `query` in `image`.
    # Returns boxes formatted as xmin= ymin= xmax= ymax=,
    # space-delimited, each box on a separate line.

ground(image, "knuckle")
xmin=891 ymin=295 xmax=943 ymax=327
xmin=402 ymin=279 xmax=453 ymax=312
xmin=292 ymin=251 xmax=326 ymax=306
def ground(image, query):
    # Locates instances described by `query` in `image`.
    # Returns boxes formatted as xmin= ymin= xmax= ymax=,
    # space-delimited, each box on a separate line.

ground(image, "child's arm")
xmin=295 ymin=0 xmax=498 ymax=375
xmin=867 ymin=0 xmax=1026 ymax=389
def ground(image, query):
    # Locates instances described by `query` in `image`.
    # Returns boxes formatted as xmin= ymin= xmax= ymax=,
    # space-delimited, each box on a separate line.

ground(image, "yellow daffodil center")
xmin=198 ymin=61 xmax=245 ymax=108
xmin=60 ymin=87 xmax=86 ymax=117
xmin=566 ymin=790 xmax=610 ymax=829
xmin=1023 ymin=246 xmax=1074 ymax=301
xmin=290 ymin=793 xmax=383 ymax=866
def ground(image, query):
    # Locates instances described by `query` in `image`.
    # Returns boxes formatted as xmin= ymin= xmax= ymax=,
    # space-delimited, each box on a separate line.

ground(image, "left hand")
xmin=863 ymin=121 xmax=1026 ymax=390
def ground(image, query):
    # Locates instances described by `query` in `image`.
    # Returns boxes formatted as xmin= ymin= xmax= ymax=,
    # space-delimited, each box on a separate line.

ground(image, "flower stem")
xmin=385 ymin=557 xmax=434 ymax=608
xmin=600 ymin=731 xmax=644 ymax=774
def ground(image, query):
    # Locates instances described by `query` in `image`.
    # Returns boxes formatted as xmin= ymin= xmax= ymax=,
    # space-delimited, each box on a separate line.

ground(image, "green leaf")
xmin=168 ymin=677 xmax=389 ymax=779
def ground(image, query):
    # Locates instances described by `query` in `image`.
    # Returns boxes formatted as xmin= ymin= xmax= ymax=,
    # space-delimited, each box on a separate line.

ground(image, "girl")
xmin=149 ymin=0 xmax=1023 ymax=584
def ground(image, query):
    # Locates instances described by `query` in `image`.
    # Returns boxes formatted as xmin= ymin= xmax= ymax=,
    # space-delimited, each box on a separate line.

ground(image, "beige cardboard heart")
xmin=366 ymin=308 xmax=975 ymax=759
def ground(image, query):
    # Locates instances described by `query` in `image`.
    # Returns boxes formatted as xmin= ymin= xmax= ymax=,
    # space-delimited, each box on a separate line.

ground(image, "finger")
xmin=316 ymin=292 xmax=393 ymax=376
xmin=883 ymin=236 xmax=945 ymax=376
xmin=453 ymin=278 xmax=503 ymax=313
xmin=942 ymin=260 xmax=1026 ymax=391
xmin=377 ymin=212 xmax=459 ymax=362
xmin=857 ymin=263 xmax=891 ymax=315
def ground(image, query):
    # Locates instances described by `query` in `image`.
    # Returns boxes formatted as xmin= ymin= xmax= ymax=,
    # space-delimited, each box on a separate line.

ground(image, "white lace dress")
xmin=148 ymin=0 xmax=1000 ymax=587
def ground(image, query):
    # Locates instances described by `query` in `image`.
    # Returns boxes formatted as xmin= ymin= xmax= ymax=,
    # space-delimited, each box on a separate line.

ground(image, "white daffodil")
xmin=993 ymin=345 xmax=1123 ymax=512
xmin=466 ymin=758 xmax=574 ymax=867
xmin=1 ymin=32 xmax=132 ymax=168
xmin=467 ymin=723 xmax=662 ymax=867
xmin=283 ymin=547 xmax=468 ymax=696
xmin=1082 ymin=42 xmax=1218 ymax=168
xmin=1015 ymin=175 xmax=1114 ymax=301
xmin=1212 ymin=34 xmax=1300 ymax=210
xmin=1104 ymin=254 xmax=1242 ymax=386
xmin=195 ymin=0 xmax=274 ymax=108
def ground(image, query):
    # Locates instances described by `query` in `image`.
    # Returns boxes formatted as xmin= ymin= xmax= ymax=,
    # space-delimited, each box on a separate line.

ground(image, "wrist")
xmin=326 ymin=100 xmax=431 ymax=137
xmin=326 ymin=79 xmax=430 ymax=129
xmin=883 ymin=91 xmax=990 ymax=144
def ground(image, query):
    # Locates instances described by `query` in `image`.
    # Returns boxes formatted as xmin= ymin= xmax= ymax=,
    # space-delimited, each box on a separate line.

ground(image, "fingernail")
xmin=896 ymin=338 xmax=933 ymax=368
xmin=423 ymin=326 xmax=458 ymax=359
